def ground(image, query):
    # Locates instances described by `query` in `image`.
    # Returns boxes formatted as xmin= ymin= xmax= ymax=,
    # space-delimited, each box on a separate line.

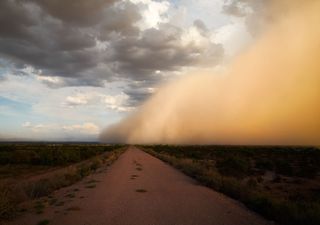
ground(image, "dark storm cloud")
xmin=193 ymin=19 xmax=208 ymax=33
xmin=0 ymin=0 xmax=224 ymax=106
xmin=33 ymin=0 xmax=117 ymax=26
xmin=222 ymin=0 xmax=293 ymax=36
xmin=223 ymin=0 xmax=248 ymax=17
xmin=0 ymin=0 xmax=119 ymax=80
xmin=123 ymin=79 xmax=160 ymax=106
xmin=100 ymin=1 xmax=141 ymax=38
xmin=0 ymin=76 xmax=5 ymax=82
xmin=0 ymin=38 xmax=99 ymax=76
xmin=112 ymin=24 xmax=223 ymax=80
xmin=109 ymin=20 xmax=224 ymax=106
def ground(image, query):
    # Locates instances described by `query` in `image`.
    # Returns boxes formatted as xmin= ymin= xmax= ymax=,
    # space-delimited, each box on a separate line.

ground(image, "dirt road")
xmin=10 ymin=147 xmax=273 ymax=225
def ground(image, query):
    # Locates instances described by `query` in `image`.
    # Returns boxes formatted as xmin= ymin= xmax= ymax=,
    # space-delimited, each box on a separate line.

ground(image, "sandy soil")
xmin=7 ymin=146 xmax=274 ymax=225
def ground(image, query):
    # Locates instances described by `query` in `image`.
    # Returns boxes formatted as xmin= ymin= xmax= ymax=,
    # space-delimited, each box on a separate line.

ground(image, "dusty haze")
xmin=100 ymin=0 xmax=320 ymax=145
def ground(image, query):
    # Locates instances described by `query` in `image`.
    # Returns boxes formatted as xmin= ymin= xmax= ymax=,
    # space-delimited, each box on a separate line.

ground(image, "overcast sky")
xmin=0 ymin=0 xmax=263 ymax=141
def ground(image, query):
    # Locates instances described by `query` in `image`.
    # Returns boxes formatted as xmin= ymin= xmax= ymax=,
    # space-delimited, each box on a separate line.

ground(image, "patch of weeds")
xmin=85 ymin=184 xmax=96 ymax=189
xmin=0 ymin=183 xmax=21 ymax=219
xmin=64 ymin=173 xmax=81 ymax=184
xmin=37 ymin=219 xmax=50 ymax=225
xmin=86 ymin=179 xmax=99 ymax=184
xmin=0 ymin=146 xmax=125 ymax=220
xmin=257 ymin=176 xmax=263 ymax=183
xmin=216 ymin=156 xmax=251 ymax=178
xmin=272 ymin=175 xmax=282 ymax=183
xmin=19 ymin=207 xmax=27 ymax=213
xmin=135 ymin=189 xmax=147 ymax=193
xmin=66 ymin=206 xmax=81 ymax=211
xmin=65 ymin=193 xmax=75 ymax=198
xmin=255 ymin=159 xmax=274 ymax=171
xmin=49 ymin=198 xmax=58 ymax=205
xmin=34 ymin=201 xmax=45 ymax=214
xmin=143 ymin=145 xmax=320 ymax=225
xmin=246 ymin=178 xmax=258 ymax=188
xmin=55 ymin=201 xmax=65 ymax=206
xmin=25 ymin=179 xmax=53 ymax=198
xmin=77 ymin=164 xmax=91 ymax=178
xmin=90 ymin=158 xmax=102 ymax=171
xmin=275 ymin=160 xmax=293 ymax=176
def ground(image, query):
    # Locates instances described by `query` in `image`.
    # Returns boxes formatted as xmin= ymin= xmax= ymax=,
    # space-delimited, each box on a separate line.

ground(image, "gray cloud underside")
xmin=223 ymin=0 xmax=269 ymax=36
xmin=223 ymin=0 xmax=304 ymax=36
xmin=0 ymin=0 xmax=227 ymax=105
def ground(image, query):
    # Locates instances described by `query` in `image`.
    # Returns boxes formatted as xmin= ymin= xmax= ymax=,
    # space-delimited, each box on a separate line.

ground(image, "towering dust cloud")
xmin=100 ymin=1 xmax=320 ymax=145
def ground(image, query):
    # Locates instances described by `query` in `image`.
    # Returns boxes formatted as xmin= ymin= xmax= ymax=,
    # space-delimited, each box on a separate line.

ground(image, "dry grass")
xmin=36 ymin=219 xmax=50 ymax=225
xmin=0 ymin=182 xmax=21 ymax=219
xmin=66 ymin=206 xmax=81 ymax=211
xmin=0 ymin=147 xmax=125 ymax=220
xmin=143 ymin=146 xmax=320 ymax=225
xmin=85 ymin=184 xmax=96 ymax=189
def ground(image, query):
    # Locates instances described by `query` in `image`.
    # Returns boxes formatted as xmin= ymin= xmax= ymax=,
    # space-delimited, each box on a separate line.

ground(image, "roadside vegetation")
xmin=142 ymin=145 xmax=320 ymax=225
xmin=0 ymin=143 xmax=125 ymax=220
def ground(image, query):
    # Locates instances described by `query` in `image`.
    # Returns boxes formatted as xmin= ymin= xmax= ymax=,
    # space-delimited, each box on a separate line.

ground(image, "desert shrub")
xmin=245 ymin=195 xmax=320 ymax=225
xmin=144 ymin=145 xmax=320 ymax=225
xmin=297 ymin=164 xmax=318 ymax=178
xmin=216 ymin=156 xmax=250 ymax=178
xmin=90 ymin=158 xmax=102 ymax=171
xmin=303 ymin=203 xmax=320 ymax=225
xmin=244 ymin=193 xmax=277 ymax=219
xmin=200 ymin=170 xmax=222 ymax=189
xmin=77 ymin=164 xmax=91 ymax=178
xmin=0 ymin=183 xmax=23 ymax=219
xmin=0 ymin=147 xmax=125 ymax=220
xmin=64 ymin=172 xmax=81 ymax=184
xmin=256 ymin=176 xmax=263 ymax=183
xmin=37 ymin=219 xmax=50 ymax=225
xmin=255 ymin=158 xmax=274 ymax=171
xmin=12 ymin=150 xmax=37 ymax=164
xmin=220 ymin=177 xmax=243 ymax=199
xmin=247 ymin=178 xmax=258 ymax=188
xmin=0 ymin=151 xmax=11 ymax=164
xmin=0 ymin=185 xmax=16 ymax=219
xmin=177 ymin=159 xmax=204 ymax=177
xmin=275 ymin=160 xmax=293 ymax=176
xmin=25 ymin=179 xmax=54 ymax=198
xmin=0 ymin=144 xmax=123 ymax=166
